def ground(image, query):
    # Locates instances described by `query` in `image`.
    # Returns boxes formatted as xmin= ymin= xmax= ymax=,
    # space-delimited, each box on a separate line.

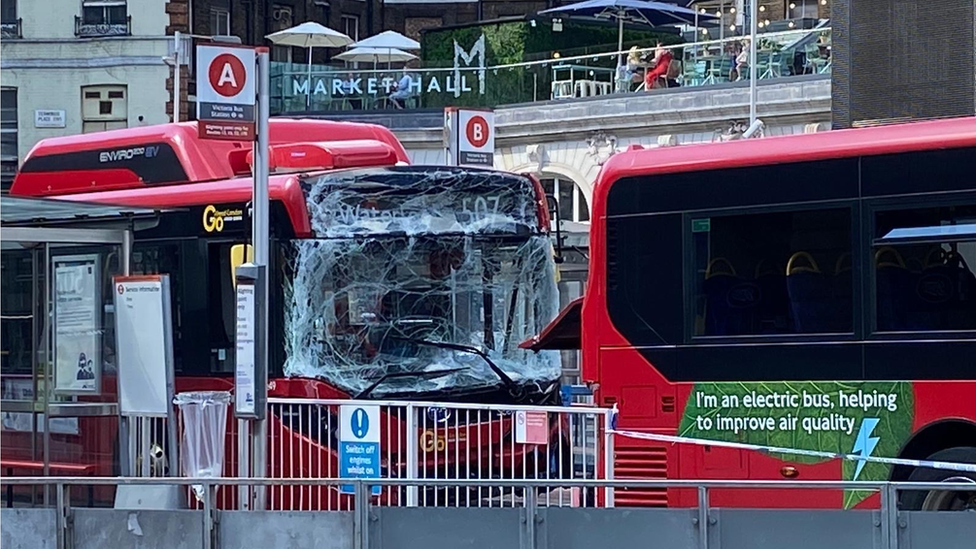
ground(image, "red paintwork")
xmin=59 ymin=173 xmax=314 ymax=238
xmin=10 ymin=119 xmax=410 ymax=197
xmin=247 ymin=140 xmax=400 ymax=172
xmin=4 ymin=120 xmax=562 ymax=509
xmin=584 ymin=117 xmax=976 ymax=509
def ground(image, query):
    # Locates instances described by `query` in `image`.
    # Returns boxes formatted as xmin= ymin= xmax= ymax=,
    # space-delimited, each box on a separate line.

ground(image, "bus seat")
xmin=754 ymin=259 xmax=788 ymax=333
xmin=832 ymin=252 xmax=853 ymax=325
xmin=230 ymin=244 xmax=254 ymax=289
xmin=947 ymin=252 xmax=976 ymax=329
xmin=875 ymin=247 xmax=909 ymax=331
xmin=918 ymin=250 xmax=976 ymax=330
xmin=703 ymin=258 xmax=757 ymax=335
xmin=786 ymin=252 xmax=836 ymax=333
xmin=905 ymin=247 xmax=953 ymax=330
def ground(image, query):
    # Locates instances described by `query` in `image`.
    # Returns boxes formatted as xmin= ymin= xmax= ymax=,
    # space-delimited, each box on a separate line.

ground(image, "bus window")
xmin=131 ymin=240 xmax=240 ymax=376
xmin=691 ymin=208 xmax=853 ymax=336
xmin=1 ymin=248 xmax=37 ymax=374
xmin=131 ymin=243 xmax=185 ymax=370
xmin=207 ymin=242 xmax=237 ymax=373
xmin=874 ymin=204 xmax=976 ymax=332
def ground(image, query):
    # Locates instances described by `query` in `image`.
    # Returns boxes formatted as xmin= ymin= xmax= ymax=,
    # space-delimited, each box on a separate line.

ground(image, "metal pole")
xmin=697 ymin=486 xmax=709 ymax=549
xmin=306 ymin=46 xmax=313 ymax=110
xmin=119 ymin=231 xmax=132 ymax=477
xmin=616 ymin=14 xmax=624 ymax=70
xmin=42 ymin=243 xmax=50 ymax=506
xmin=251 ymin=49 xmax=271 ymax=510
xmin=173 ymin=31 xmax=181 ymax=123
xmin=405 ymin=404 xmax=418 ymax=506
xmin=238 ymin=419 xmax=250 ymax=509
xmin=603 ymin=411 xmax=614 ymax=507
xmin=749 ymin=0 xmax=758 ymax=124
xmin=719 ymin=0 xmax=724 ymax=43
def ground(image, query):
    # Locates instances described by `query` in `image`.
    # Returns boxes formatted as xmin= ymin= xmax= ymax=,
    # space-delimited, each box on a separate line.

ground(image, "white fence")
xmin=262 ymin=398 xmax=612 ymax=510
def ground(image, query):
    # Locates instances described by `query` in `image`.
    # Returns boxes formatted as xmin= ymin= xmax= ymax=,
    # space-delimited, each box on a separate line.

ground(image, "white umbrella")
xmin=266 ymin=22 xmax=354 ymax=108
xmin=352 ymin=30 xmax=420 ymax=51
xmin=350 ymin=31 xmax=421 ymax=71
xmin=335 ymin=47 xmax=417 ymax=65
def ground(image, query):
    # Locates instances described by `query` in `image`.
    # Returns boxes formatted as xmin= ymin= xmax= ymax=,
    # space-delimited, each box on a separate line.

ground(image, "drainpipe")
xmin=367 ymin=0 xmax=375 ymax=35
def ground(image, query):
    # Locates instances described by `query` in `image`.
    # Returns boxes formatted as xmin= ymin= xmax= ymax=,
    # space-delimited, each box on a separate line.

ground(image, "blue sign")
xmin=340 ymin=405 xmax=381 ymax=495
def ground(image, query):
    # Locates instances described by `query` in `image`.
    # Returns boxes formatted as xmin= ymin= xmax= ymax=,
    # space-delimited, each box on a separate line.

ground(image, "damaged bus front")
xmin=271 ymin=166 xmax=570 ymax=505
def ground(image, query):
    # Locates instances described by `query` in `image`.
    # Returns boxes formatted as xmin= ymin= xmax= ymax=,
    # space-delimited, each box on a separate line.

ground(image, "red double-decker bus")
xmin=529 ymin=117 xmax=976 ymax=511
xmin=2 ymin=120 xmax=570 ymax=507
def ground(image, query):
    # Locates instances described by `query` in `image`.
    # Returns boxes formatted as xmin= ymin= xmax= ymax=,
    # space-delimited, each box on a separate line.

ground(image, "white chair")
xmin=551 ymin=80 xmax=573 ymax=100
xmin=574 ymin=80 xmax=592 ymax=97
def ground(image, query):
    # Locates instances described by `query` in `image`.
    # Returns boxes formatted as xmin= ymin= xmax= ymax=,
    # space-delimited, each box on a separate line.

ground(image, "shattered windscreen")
xmin=281 ymin=166 xmax=561 ymax=398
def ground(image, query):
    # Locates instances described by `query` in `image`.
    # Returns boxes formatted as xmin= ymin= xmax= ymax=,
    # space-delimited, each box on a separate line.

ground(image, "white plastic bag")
xmin=174 ymin=391 xmax=231 ymax=501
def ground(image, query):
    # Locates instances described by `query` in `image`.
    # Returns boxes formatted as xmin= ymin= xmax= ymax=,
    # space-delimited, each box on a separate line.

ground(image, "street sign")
xmin=339 ymin=405 xmax=381 ymax=495
xmin=35 ymin=110 xmax=66 ymax=128
xmin=234 ymin=264 xmax=266 ymax=420
xmin=196 ymin=45 xmax=256 ymax=140
xmin=514 ymin=410 xmax=549 ymax=445
xmin=444 ymin=107 xmax=494 ymax=167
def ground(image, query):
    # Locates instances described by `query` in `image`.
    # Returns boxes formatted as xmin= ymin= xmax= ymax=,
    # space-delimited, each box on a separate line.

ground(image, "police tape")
xmin=610 ymin=429 xmax=976 ymax=474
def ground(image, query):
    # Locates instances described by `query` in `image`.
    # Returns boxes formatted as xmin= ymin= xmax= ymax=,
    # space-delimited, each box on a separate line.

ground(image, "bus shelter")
xmin=1 ymin=195 xmax=163 ymax=505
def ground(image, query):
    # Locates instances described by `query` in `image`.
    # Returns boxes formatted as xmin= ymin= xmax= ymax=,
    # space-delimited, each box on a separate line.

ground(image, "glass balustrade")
xmin=270 ymin=28 xmax=830 ymax=115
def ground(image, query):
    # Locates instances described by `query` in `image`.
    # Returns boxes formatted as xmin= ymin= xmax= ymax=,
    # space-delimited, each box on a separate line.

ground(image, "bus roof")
xmin=10 ymin=119 xmax=410 ymax=197
xmin=596 ymin=116 xmax=976 ymax=193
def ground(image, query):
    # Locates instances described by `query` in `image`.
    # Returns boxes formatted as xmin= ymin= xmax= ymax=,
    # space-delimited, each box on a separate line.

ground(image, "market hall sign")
xmin=288 ymin=34 xmax=487 ymax=101
xmin=291 ymin=73 xmax=482 ymax=99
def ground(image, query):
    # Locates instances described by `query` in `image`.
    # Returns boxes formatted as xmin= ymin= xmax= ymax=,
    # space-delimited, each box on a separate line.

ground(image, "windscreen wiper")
xmin=391 ymin=337 xmax=520 ymax=395
xmin=355 ymin=368 xmax=465 ymax=400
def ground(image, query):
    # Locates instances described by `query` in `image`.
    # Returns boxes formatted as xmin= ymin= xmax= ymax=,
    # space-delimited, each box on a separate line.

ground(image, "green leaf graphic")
xmin=679 ymin=381 xmax=915 ymax=508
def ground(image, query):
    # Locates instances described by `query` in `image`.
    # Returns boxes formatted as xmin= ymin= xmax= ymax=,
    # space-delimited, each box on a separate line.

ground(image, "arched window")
xmin=539 ymin=176 xmax=590 ymax=223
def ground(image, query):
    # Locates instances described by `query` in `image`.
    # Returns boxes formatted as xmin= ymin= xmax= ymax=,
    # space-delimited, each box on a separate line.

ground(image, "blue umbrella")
xmin=540 ymin=0 xmax=715 ymax=72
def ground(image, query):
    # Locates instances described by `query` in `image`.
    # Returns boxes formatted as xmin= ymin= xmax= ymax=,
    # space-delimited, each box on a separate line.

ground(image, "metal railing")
xmin=270 ymin=27 xmax=831 ymax=114
xmin=0 ymin=18 xmax=22 ymax=39
xmin=263 ymin=398 xmax=612 ymax=510
xmin=2 ymin=476 xmax=973 ymax=549
xmin=74 ymin=15 xmax=131 ymax=38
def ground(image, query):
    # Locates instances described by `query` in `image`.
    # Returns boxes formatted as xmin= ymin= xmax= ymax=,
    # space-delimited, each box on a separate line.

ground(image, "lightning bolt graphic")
xmin=851 ymin=418 xmax=881 ymax=481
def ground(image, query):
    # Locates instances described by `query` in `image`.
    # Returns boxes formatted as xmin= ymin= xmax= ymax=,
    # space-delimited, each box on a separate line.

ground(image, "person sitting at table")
xmin=389 ymin=70 xmax=415 ymax=109
xmin=644 ymin=43 xmax=674 ymax=90
xmin=342 ymin=73 xmax=363 ymax=110
xmin=618 ymin=46 xmax=642 ymax=89
xmin=733 ymin=40 xmax=750 ymax=81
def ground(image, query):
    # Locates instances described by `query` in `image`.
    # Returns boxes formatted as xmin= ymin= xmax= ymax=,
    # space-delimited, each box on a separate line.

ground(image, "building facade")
xmin=0 ymin=0 xmax=176 ymax=191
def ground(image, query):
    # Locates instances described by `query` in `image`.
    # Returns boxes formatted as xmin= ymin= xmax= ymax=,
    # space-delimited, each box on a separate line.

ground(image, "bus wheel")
xmin=902 ymin=447 xmax=976 ymax=511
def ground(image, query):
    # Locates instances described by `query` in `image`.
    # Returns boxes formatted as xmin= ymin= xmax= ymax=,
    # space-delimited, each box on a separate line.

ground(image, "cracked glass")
xmin=281 ymin=166 xmax=560 ymax=398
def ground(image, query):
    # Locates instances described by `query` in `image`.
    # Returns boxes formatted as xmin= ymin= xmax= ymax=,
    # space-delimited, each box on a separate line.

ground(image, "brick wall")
xmin=166 ymin=0 xmax=190 ymax=122
xmin=383 ymin=3 xmax=479 ymax=36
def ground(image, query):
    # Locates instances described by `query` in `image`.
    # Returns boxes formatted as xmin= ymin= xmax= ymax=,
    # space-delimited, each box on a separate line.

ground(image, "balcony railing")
xmin=74 ymin=15 xmax=131 ymax=37
xmin=0 ymin=18 xmax=22 ymax=39
xmin=271 ymin=27 xmax=831 ymax=115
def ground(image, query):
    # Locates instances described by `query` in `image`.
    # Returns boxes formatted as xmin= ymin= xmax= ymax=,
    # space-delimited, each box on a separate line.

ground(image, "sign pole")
xmin=173 ymin=31 xmax=181 ymax=123
xmin=749 ymin=0 xmax=758 ymax=125
xmin=251 ymin=48 xmax=271 ymax=510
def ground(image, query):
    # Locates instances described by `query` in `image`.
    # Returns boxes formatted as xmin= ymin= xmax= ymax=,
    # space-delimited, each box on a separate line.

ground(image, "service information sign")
xmin=234 ymin=281 xmax=257 ymax=417
xmin=339 ymin=405 xmax=382 ymax=495
xmin=196 ymin=45 xmax=256 ymax=140
xmin=53 ymin=255 xmax=101 ymax=394
xmin=445 ymin=107 xmax=494 ymax=167
xmin=113 ymin=275 xmax=174 ymax=416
